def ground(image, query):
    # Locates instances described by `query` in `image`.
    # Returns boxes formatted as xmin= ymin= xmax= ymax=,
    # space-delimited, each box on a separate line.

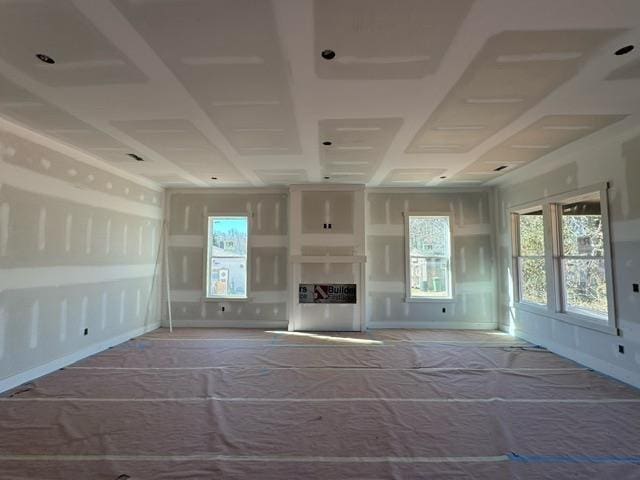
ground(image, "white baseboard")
xmin=166 ymin=320 xmax=289 ymax=329
xmin=368 ymin=321 xmax=498 ymax=330
xmin=0 ymin=322 xmax=160 ymax=394
xmin=515 ymin=329 xmax=640 ymax=389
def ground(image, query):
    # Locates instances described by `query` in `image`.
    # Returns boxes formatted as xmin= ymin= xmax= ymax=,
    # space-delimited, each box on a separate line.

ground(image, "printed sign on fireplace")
xmin=299 ymin=284 xmax=357 ymax=304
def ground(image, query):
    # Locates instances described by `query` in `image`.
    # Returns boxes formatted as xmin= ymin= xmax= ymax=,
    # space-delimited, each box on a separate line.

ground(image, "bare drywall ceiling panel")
xmin=314 ymin=0 xmax=474 ymax=79
xmin=0 ymin=0 xmax=147 ymax=86
xmin=320 ymin=118 xmax=402 ymax=183
xmin=111 ymin=119 xmax=247 ymax=185
xmin=112 ymin=0 xmax=302 ymax=156
xmin=0 ymin=76 xmax=136 ymax=165
xmin=382 ymin=168 xmax=447 ymax=186
xmin=406 ymin=29 xmax=625 ymax=154
xmin=606 ymin=58 xmax=640 ymax=80
xmin=456 ymin=114 xmax=627 ymax=181
xmin=255 ymin=169 xmax=309 ymax=186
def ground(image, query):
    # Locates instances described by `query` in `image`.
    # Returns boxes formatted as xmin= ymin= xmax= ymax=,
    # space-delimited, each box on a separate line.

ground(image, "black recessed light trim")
xmin=127 ymin=153 xmax=144 ymax=162
xmin=323 ymin=176 xmax=331 ymax=180
xmin=439 ymin=176 xmax=447 ymax=179
xmin=614 ymin=45 xmax=634 ymax=56
xmin=494 ymin=165 xmax=508 ymax=172
xmin=321 ymin=49 xmax=336 ymax=60
xmin=322 ymin=141 xmax=332 ymax=146
xmin=35 ymin=53 xmax=55 ymax=64
xmin=211 ymin=176 xmax=218 ymax=180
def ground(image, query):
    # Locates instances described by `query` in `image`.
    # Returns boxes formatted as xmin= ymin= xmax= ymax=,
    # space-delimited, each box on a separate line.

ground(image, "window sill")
xmin=204 ymin=296 xmax=250 ymax=303
xmin=515 ymin=303 xmax=618 ymax=336
xmin=405 ymin=297 xmax=456 ymax=303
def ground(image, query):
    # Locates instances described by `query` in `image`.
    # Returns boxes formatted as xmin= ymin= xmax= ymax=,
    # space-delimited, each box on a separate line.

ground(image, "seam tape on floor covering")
xmin=66 ymin=366 xmax=588 ymax=372
xmin=0 ymin=454 xmax=510 ymax=464
xmin=3 ymin=396 xmax=637 ymax=404
xmin=140 ymin=338 xmax=531 ymax=346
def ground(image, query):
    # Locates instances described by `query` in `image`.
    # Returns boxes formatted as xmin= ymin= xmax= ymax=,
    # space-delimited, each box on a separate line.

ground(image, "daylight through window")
xmin=205 ymin=216 xmax=248 ymax=299
xmin=406 ymin=215 xmax=452 ymax=299
xmin=515 ymin=208 xmax=547 ymax=305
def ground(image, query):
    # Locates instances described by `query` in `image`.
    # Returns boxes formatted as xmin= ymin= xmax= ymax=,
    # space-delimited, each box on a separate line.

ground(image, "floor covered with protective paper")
xmin=1 ymin=328 xmax=639 ymax=479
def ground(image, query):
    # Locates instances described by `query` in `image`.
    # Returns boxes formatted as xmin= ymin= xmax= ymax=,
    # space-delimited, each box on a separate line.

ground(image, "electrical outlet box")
xmin=633 ymin=283 xmax=639 ymax=293
xmin=83 ymin=328 xmax=88 ymax=336
xmin=618 ymin=345 xmax=625 ymax=354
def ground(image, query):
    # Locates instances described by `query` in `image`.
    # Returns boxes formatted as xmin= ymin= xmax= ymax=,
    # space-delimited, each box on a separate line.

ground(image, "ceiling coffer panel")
xmin=0 ymin=0 xmax=146 ymax=86
xmin=406 ymin=29 xmax=624 ymax=154
xmin=319 ymin=118 xmax=402 ymax=183
xmin=111 ymin=119 xmax=247 ymax=185
xmin=255 ymin=169 xmax=309 ymax=186
xmin=455 ymin=114 xmax=627 ymax=181
xmin=113 ymin=0 xmax=301 ymax=156
xmin=382 ymin=168 xmax=446 ymax=186
xmin=0 ymin=75 xmax=133 ymax=164
xmin=315 ymin=0 xmax=474 ymax=79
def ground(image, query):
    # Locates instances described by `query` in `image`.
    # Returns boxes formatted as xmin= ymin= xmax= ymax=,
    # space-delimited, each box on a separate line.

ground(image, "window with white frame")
xmin=405 ymin=215 xmax=453 ymax=300
xmin=513 ymin=207 xmax=547 ymax=305
xmin=556 ymin=191 xmax=610 ymax=320
xmin=205 ymin=216 xmax=248 ymax=299
xmin=511 ymin=184 xmax=615 ymax=331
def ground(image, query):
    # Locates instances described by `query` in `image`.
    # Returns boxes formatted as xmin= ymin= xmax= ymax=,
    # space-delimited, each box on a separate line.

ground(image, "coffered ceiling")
xmin=0 ymin=0 xmax=639 ymax=188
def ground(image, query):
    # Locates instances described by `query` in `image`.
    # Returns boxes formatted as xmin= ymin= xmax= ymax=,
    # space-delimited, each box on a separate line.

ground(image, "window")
xmin=513 ymin=208 xmax=547 ymax=305
xmin=405 ymin=214 xmax=453 ymax=300
xmin=205 ymin=216 xmax=248 ymax=299
xmin=510 ymin=184 xmax=615 ymax=332
xmin=557 ymin=191 xmax=609 ymax=320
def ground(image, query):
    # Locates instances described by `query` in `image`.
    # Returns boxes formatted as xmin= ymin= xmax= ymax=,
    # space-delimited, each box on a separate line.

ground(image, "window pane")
xmin=518 ymin=209 xmax=544 ymax=256
xmin=561 ymin=193 xmax=603 ymax=256
xmin=410 ymin=257 xmax=450 ymax=297
xmin=408 ymin=216 xmax=452 ymax=299
xmin=563 ymin=258 xmax=607 ymax=318
xmin=207 ymin=216 xmax=248 ymax=298
xmin=210 ymin=217 xmax=247 ymax=256
xmin=409 ymin=216 xmax=450 ymax=257
xmin=519 ymin=257 xmax=547 ymax=304
xmin=210 ymin=256 xmax=247 ymax=297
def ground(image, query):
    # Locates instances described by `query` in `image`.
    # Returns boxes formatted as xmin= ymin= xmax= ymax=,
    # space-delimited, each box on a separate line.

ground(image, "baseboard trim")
xmin=166 ymin=320 xmax=289 ymax=329
xmin=514 ymin=329 xmax=640 ymax=389
xmin=0 ymin=322 xmax=160 ymax=394
xmin=368 ymin=321 xmax=498 ymax=330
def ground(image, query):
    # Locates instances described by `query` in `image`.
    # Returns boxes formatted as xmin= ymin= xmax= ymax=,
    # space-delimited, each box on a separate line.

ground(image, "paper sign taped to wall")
xmin=299 ymin=284 xmax=357 ymax=304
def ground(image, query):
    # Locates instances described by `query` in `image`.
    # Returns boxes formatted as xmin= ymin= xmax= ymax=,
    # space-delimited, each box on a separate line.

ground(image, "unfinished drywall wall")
xmin=167 ymin=190 xmax=288 ymax=328
xmin=366 ymin=190 xmax=497 ymax=329
xmin=0 ymin=121 xmax=164 ymax=392
xmin=495 ymin=128 xmax=640 ymax=388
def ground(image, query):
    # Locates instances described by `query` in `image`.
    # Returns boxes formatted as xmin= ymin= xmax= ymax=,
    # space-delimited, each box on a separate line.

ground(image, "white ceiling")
xmin=0 ymin=0 xmax=639 ymax=188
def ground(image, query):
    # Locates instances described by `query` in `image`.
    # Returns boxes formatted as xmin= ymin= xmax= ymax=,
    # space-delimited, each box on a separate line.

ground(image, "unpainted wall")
xmin=167 ymin=191 xmax=288 ymax=328
xmin=0 ymin=126 xmax=164 ymax=389
xmin=366 ymin=191 xmax=497 ymax=328
xmin=496 ymin=129 xmax=640 ymax=387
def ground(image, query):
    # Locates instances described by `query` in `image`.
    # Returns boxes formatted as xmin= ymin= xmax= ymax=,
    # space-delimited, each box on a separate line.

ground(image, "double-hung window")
xmin=405 ymin=214 xmax=453 ymax=300
xmin=511 ymin=184 xmax=615 ymax=333
xmin=513 ymin=207 xmax=547 ymax=305
xmin=205 ymin=215 xmax=249 ymax=300
xmin=556 ymin=191 xmax=611 ymax=321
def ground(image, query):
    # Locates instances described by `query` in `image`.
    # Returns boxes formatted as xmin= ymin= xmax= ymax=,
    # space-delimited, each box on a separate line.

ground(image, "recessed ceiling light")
xmin=127 ymin=153 xmax=144 ymax=161
xmin=494 ymin=165 xmax=508 ymax=172
xmin=439 ymin=176 xmax=447 ymax=179
xmin=321 ymin=49 xmax=336 ymax=60
xmin=322 ymin=141 xmax=333 ymax=146
xmin=614 ymin=45 xmax=634 ymax=56
xmin=323 ymin=176 xmax=331 ymax=180
xmin=211 ymin=176 xmax=218 ymax=180
xmin=35 ymin=53 xmax=55 ymax=64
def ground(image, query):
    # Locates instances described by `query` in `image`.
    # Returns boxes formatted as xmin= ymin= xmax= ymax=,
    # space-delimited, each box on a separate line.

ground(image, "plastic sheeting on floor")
xmin=1 ymin=329 xmax=639 ymax=479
